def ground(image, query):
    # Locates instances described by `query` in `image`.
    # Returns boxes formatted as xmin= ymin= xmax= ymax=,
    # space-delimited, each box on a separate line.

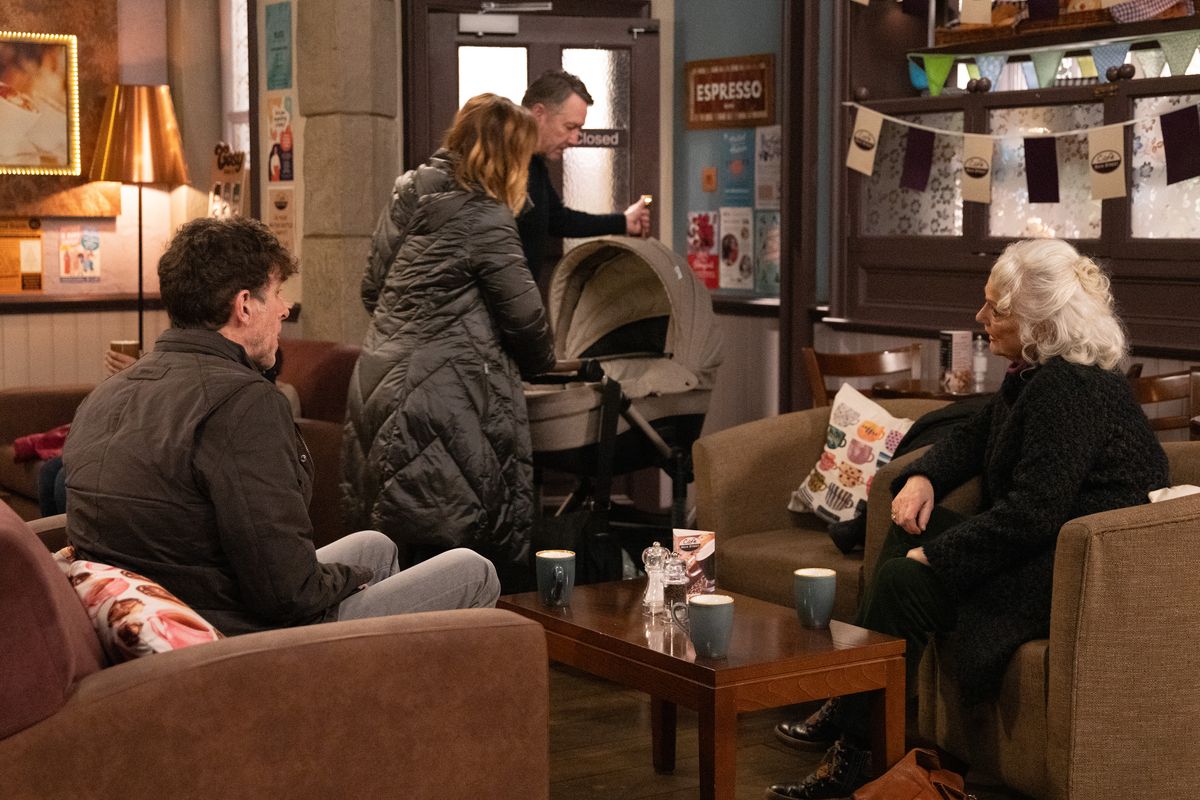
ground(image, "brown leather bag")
xmin=853 ymin=748 xmax=974 ymax=800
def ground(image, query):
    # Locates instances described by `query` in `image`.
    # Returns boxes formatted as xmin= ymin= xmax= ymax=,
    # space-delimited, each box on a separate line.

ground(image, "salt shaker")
xmin=641 ymin=541 xmax=671 ymax=617
xmin=662 ymin=554 xmax=690 ymax=631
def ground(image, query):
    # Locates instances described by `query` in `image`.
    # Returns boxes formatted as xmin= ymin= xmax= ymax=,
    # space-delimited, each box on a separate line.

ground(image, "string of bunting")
xmin=905 ymin=28 xmax=1200 ymax=95
xmin=844 ymin=99 xmax=1200 ymax=204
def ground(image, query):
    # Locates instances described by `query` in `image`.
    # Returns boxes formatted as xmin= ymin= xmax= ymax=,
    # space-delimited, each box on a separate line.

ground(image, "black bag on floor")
xmin=531 ymin=377 xmax=624 ymax=585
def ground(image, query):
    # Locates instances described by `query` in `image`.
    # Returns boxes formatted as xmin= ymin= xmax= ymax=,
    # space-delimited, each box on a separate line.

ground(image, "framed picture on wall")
xmin=0 ymin=31 xmax=79 ymax=176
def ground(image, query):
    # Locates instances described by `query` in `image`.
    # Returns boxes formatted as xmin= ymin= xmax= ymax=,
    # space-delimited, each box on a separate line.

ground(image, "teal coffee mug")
xmin=536 ymin=549 xmax=575 ymax=607
xmin=793 ymin=567 xmax=836 ymax=628
xmin=687 ymin=594 xmax=735 ymax=658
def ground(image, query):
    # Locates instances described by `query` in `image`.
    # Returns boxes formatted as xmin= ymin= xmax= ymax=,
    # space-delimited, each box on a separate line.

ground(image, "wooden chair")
xmin=801 ymin=344 xmax=923 ymax=407
xmin=1130 ymin=366 xmax=1200 ymax=438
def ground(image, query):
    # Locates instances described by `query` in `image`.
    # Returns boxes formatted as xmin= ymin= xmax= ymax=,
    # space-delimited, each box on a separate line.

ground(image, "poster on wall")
xmin=58 ymin=225 xmax=100 ymax=282
xmin=754 ymin=210 xmax=780 ymax=296
xmin=755 ymin=124 xmax=782 ymax=210
xmin=720 ymin=129 xmax=754 ymax=207
xmin=266 ymin=187 xmax=295 ymax=254
xmin=267 ymin=94 xmax=295 ymax=182
xmin=265 ymin=2 xmax=292 ymax=91
xmin=686 ymin=210 xmax=719 ymax=290
xmin=718 ymin=206 xmax=754 ymax=291
xmin=208 ymin=143 xmax=247 ymax=218
xmin=0 ymin=226 xmax=43 ymax=293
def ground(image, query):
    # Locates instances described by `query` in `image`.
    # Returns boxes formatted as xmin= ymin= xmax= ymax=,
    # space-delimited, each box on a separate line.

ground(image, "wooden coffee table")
xmin=499 ymin=579 xmax=905 ymax=800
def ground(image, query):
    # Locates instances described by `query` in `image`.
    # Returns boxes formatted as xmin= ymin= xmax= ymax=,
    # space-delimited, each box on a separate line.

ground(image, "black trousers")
xmin=836 ymin=506 xmax=966 ymax=746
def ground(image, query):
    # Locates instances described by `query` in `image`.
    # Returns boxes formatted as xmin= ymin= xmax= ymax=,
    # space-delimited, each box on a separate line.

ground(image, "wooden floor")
xmin=548 ymin=664 xmax=1030 ymax=800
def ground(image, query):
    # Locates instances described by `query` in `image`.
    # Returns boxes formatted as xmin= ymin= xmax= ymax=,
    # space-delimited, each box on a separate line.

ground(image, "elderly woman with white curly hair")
xmin=768 ymin=238 xmax=1170 ymax=800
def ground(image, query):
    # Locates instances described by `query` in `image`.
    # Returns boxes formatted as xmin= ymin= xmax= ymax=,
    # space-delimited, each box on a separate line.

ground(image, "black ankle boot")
xmin=774 ymin=698 xmax=842 ymax=751
xmin=765 ymin=738 xmax=872 ymax=800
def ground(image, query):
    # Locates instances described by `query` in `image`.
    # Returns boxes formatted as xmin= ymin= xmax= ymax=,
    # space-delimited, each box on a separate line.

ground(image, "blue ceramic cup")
xmin=535 ymin=549 xmax=575 ymax=607
xmin=687 ymin=593 xmax=735 ymax=658
xmin=793 ymin=567 xmax=836 ymax=628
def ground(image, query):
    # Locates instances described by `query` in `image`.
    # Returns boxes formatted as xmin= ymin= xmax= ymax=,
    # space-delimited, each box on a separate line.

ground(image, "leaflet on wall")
xmin=1088 ymin=123 xmax=1126 ymax=200
xmin=718 ymin=206 xmax=754 ymax=290
xmin=754 ymin=124 xmax=782 ymax=210
xmin=267 ymin=187 xmax=296 ymax=254
xmin=267 ymin=95 xmax=295 ymax=182
xmin=58 ymin=226 xmax=100 ymax=282
xmin=209 ymin=143 xmax=248 ymax=218
xmin=265 ymin=2 xmax=292 ymax=90
xmin=754 ymin=210 xmax=780 ymax=296
xmin=686 ymin=210 xmax=719 ymax=290
xmin=719 ymin=130 xmax=755 ymax=207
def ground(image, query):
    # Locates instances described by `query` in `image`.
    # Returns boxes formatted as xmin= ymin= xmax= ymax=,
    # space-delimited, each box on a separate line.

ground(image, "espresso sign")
xmin=686 ymin=54 xmax=775 ymax=130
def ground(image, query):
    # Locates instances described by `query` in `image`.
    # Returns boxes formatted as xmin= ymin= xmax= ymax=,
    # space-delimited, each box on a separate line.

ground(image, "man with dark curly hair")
xmin=64 ymin=217 xmax=499 ymax=637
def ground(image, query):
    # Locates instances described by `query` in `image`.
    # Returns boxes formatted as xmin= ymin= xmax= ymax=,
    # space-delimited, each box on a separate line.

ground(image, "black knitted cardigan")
xmin=892 ymin=356 xmax=1169 ymax=704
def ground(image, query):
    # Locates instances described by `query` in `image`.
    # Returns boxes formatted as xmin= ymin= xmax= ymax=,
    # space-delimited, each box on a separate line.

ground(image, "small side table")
xmin=871 ymin=378 xmax=991 ymax=402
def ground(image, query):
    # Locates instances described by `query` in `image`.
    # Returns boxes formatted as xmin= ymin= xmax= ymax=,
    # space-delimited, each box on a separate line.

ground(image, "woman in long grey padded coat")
xmin=342 ymin=95 xmax=555 ymax=585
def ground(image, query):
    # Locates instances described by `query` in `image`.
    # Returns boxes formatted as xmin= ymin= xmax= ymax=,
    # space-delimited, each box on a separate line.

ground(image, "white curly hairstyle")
xmin=988 ymin=238 xmax=1126 ymax=370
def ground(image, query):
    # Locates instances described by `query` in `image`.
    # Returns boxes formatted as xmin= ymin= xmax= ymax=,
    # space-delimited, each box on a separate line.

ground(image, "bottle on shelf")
xmin=972 ymin=332 xmax=989 ymax=391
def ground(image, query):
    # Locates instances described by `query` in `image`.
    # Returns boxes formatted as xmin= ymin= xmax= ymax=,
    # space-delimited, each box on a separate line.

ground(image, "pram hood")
xmin=547 ymin=237 xmax=722 ymax=399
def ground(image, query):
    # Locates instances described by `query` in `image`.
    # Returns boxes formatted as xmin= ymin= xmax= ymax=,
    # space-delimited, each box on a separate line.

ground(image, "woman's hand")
xmin=891 ymin=475 xmax=934 ymax=535
xmin=104 ymin=349 xmax=138 ymax=376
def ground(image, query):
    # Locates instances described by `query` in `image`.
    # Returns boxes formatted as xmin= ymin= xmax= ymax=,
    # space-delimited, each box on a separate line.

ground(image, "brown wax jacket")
xmin=64 ymin=328 xmax=369 ymax=636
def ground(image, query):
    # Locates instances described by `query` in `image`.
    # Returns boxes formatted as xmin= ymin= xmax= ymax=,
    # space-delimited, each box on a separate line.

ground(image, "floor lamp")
xmin=89 ymin=85 xmax=189 ymax=351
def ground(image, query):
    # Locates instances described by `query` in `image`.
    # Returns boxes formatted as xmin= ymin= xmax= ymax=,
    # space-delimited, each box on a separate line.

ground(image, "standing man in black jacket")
xmin=518 ymin=69 xmax=651 ymax=284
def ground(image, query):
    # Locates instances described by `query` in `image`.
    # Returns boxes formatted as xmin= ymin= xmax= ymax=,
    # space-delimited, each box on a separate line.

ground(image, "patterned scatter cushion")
xmin=788 ymin=384 xmax=915 ymax=523
xmin=52 ymin=546 xmax=223 ymax=662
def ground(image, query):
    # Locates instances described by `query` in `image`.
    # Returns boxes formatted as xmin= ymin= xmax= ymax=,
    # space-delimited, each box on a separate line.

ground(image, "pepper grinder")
xmin=641 ymin=541 xmax=670 ymax=617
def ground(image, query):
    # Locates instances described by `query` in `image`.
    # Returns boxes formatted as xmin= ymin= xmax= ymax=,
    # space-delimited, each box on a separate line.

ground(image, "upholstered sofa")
xmin=692 ymin=398 xmax=949 ymax=621
xmin=0 ymin=502 xmax=549 ymax=799
xmin=694 ymin=404 xmax=1200 ymax=799
xmin=0 ymin=337 xmax=359 ymax=547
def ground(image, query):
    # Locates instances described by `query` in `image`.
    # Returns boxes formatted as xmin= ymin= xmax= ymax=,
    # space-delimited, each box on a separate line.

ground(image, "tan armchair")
xmin=692 ymin=398 xmax=949 ymax=621
xmin=0 ymin=384 xmax=93 ymax=520
xmin=866 ymin=441 xmax=1200 ymax=799
xmin=0 ymin=501 xmax=549 ymax=799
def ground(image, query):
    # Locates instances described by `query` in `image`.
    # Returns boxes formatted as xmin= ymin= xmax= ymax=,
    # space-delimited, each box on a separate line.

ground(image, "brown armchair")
xmin=691 ymin=398 xmax=949 ymax=621
xmin=0 ymin=502 xmax=549 ymax=799
xmin=865 ymin=441 xmax=1200 ymax=799
xmin=0 ymin=384 xmax=93 ymax=520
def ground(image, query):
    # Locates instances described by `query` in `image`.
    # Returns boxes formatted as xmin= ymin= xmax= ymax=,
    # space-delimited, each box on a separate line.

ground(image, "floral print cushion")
xmin=52 ymin=546 xmax=222 ymax=663
xmin=788 ymin=384 xmax=915 ymax=524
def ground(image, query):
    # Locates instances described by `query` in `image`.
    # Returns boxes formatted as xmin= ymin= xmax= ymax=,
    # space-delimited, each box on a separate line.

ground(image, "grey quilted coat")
xmin=341 ymin=152 xmax=556 ymax=569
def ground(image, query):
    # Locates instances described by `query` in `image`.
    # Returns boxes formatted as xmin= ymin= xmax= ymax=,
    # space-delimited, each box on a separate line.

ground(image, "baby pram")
xmin=525 ymin=236 xmax=723 ymax=583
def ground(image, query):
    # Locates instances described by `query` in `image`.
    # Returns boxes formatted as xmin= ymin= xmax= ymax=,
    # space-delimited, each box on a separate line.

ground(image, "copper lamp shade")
xmin=89 ymin=84 xmax=189 ymax=186
xmin=89 ymin=84 xmax=189 ymax=350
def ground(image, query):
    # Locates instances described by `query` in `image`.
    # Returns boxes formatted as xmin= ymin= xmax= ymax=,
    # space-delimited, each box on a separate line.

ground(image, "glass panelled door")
xmin=419 ymin=13 xmax=659 ymax=245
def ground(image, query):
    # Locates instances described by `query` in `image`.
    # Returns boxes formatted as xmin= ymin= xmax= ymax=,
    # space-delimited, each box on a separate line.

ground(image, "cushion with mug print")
xmin=53 ymin=546 xmax=223 ymax=663
xmin=788 ymin=384 xmax=915 ymax=523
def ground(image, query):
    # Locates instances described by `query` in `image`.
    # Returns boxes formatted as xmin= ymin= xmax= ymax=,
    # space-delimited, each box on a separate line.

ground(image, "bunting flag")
xmin=966 ymin=62 xmax=981 ymax=80
xmin=846 ymin=106 xmax=884 ymax=177
xmin=1088 ymin=124 xmax=1126 ymax=200
xmin=975 ymin=54 xmax=1008 ymax=88
xmin=908 ymin=58 xmax=929 ymax=90
xmin=1160 ymin=106 xmax=1200 ymax=186
xmin=923 ymin=54 xmax=956 ymax=97
xmin=1031 ymin=50 xmax=1065 ymax=89
xmin=901 ymin=128 xmax=936 ymax=191
xmin=1021 ymin=61 xmax=1039 ymax=90
xmin=1091 ymin=42 xmax=1132 ymax=83
xmin=1025 ymin=137 xmax=1060 ymax=203
xmin=962 ymin=134 xmax=994 ymax=204
xmin=842 ymin=99 xmax=1200 ymax=202
xmin=1077 ymin=55 xmax=1099 ymax=79
xmin=1136 ymin=48 xmax=1166 ymax=79
xmin=1159 ymin=30 xmax=1200 ymax=78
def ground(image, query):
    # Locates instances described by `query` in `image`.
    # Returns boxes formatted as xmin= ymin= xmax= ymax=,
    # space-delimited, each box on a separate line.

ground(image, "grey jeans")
xmin=316 ymin=530 xmax=500 ymax=619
